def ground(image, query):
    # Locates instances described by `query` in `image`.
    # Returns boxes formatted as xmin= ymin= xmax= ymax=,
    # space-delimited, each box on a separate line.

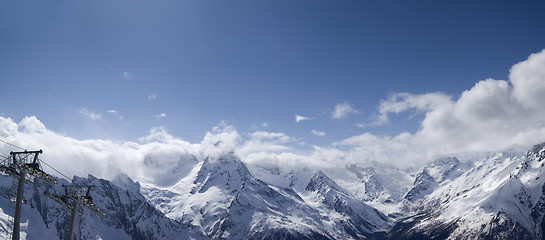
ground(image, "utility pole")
xmin=0 ymin=150 xmax=58 ymax=240
xmin=46 ymin=185 xmax=106 ymax=240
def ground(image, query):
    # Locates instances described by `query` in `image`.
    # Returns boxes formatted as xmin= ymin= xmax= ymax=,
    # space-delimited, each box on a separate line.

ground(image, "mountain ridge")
xmin=2 ymin=143 xmax=545 ymax=239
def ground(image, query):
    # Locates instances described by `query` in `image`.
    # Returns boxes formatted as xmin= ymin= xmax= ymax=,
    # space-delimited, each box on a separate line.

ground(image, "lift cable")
xmin=0 ymin=139 xmax=106 ymax=240
xmin=0 ymin=139 xmax=26 ymax=151
xmin=0 ymin=139 xmax=72 ymax=182
xmin=39 ymin=159 xmax=72 ymax=182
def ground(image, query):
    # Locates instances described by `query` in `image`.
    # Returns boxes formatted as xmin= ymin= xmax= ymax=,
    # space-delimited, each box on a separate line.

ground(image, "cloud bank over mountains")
xmin=1 ymin=50 xmax=545 ymax=186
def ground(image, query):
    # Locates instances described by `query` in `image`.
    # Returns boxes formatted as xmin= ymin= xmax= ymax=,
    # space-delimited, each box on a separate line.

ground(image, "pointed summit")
xmin=190 ymin=153 xmax=250 ymax=194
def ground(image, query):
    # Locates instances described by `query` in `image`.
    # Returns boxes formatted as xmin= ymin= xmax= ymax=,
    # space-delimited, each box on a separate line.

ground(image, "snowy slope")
xmin=304 ymin=171 xmax=390 ymax=238
xmin=143 ymin=153 xmax=334 ymax=239
xmin=403 ymin=157 xmax=467 ymax=204
xmin=142 ymin=152 xmax=391 ymax=239
xmin=389 ymin=143 xmax=545 ymax=239
xmin=5 ymin=143 xmax=545 ymax=239
xmin=245 ymin=158 xmax=414 ymax=218
xmin=0 ymin=173 xmax=202 ymax=240
xmin=142 ymin=152 xmax=200 ymax=187
xmin=342 ymin=161 xmax=414 ymax=216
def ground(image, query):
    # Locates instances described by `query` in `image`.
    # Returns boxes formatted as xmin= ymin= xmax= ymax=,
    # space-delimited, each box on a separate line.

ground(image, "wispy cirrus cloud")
xmin=107 ymin=109 xmax=123 ymax=120
xmin=252 ymin=122 xmax=270 ymax=130
xmin=122 ymin=71 xmax=133 ymax=80
xmin=354 ymin=123 xmax=366 ymax=129
xmin=311 ymin=129 xmax=325 ymax=136
xmin=148 ymin=94 xmax=157 ymax=101
xmin=156 ymin=113 xmax=167 ymax=119
xmin=79 ymin=107 xmax=102 ymax=120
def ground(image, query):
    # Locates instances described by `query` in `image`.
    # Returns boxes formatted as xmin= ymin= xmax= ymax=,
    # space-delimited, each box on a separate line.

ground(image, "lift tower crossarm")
xmin=0 ymin=150 xmax=57 ymax=240
xmin=46 ymin=184 xmax=106 ymax=240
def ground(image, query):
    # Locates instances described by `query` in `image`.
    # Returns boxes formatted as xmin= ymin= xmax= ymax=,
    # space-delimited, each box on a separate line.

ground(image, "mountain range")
xmin=2 ymin=143 xmax=545 ymax=239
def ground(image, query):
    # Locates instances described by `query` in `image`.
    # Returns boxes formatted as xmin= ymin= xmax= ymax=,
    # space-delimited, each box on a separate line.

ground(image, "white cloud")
xmin=341 ymin=49 xmax=545 ymax=167
xmin=107 ymin=110 xmax=123 ymax=120
xmin=19 ymin=116 xmax=47 ymax=133
xmin=148 ymin=94 xmax=157 ymax=101
xmin=79 ymin=107 xmax=102 ymax=120
xmin=0 ymin=116 xmax=240 ymax=186
xmin=510 ymin=49 xmax=545 ymax=110
xmin=295 ymin=115 xmax=312 ymax=123
xmin=107 ymin=110 xmax=118 ymax=115
xmin=156 ymin=113 xmax=167 ymax=119
xmin=237 ymin=131 xmax=295 ymax=158
xmin=332 ymin=101 xmax=359 ymax=119
xmin=122 ymin=71 xmax=133 ymax=80
xmin=0 ymin=117 xmax=18 ymax=137
xmin=138 ymin=126 xmax=174 ymax=143
xmin=354 ymin=123 xmax=366 ymax=129
xmin=311 ymin=129 xmax=325 ymax=136
xmin=250 ymin=131 xmax=293 ymax=143
xmin=251 ymin=122 xmax=270 ymax=130
xmin=373 ymin=92 xmax=451 ymax=126
xmin=200 ymin=122 xmax=240 ymax=158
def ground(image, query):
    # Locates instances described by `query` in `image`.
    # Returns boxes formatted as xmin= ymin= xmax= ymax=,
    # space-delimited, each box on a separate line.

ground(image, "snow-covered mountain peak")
xmin=111 ymin=173 xmax=141 ymax=193
xmin=142 ymin=152 xmax=200 ymax=187
xmin=345 ymin=163 xmax=376 ymax=181
xmin=305 ymin=170 xmax=345 ymax=195
xmin=190 ymin=153 xmax=250 ymax=195
xmin=404 ymin=157 xmax=466 ymax=204
xmin=524 ymin=142 xmax=545 ymax=162
xmin=423 ymin=157 xmax=464 ymax=183
xmin=337 ymin=161 xmax=413 ymax=217
xmin=304 ymin=170 xmax=391 ymax=236
xmin=389 ymin=143 xmax=545 ymax=239
xmin=404 ymin=168 xmax=437 ymax=202
xmin=200 ymin=152 xmax=249 ymax=174
xmin=427 ymin=156 xmax=460 ymax=168
xmin=9 ymin=143 xmax=545 ymax=239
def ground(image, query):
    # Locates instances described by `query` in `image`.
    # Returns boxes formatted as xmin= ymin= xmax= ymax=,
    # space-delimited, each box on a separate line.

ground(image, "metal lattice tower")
xmin=45 ymin=184 xmax=106 ymax=240
xmin=0 ymin=150 xmax=58 ymax=240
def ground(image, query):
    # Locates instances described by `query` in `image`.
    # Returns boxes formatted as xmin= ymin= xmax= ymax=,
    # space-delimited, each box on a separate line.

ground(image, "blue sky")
xmin=1 ymin=0 xmax=545 ymax=150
